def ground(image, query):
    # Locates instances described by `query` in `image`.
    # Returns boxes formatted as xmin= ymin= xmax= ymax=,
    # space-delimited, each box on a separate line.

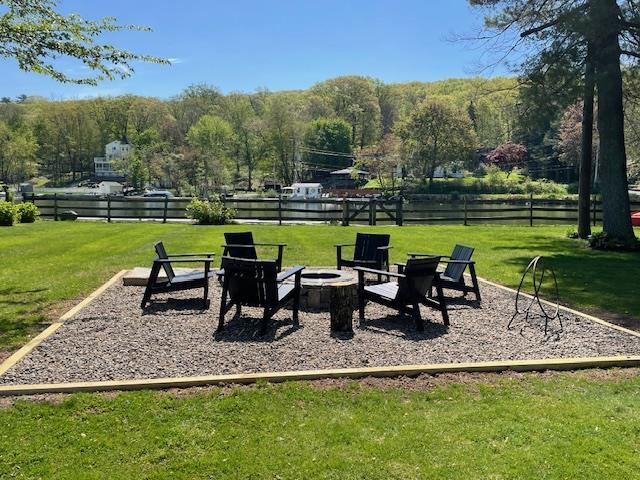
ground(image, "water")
xmin=31 ymin=196 xmax=587 ymax=224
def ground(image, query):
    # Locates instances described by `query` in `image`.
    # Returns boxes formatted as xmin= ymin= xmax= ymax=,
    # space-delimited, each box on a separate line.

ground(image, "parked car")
xmin=143 ymin=190 xmax=174 ymax=198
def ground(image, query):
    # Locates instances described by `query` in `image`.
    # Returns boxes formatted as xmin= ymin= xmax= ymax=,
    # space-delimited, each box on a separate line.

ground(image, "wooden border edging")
xmin=0 ymin=323 xmax=63 ymax=377
xmin=59 ymin=270 xmax=127 ymax=321
xmin=1 ymin=355 xmax=639 ymax=396
xmin=0 ymin=270 xmax=127 ymax=377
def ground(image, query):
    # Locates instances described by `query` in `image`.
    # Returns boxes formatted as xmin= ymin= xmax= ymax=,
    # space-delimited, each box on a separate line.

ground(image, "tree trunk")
xmin=578 ymin=42 xmax=595 ymax=239
xmin=591 ymin=0 xmax=635 ymax=242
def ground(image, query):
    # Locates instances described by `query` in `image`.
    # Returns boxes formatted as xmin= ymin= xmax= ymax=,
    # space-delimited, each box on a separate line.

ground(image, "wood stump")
xmin=329 ymin=282 xmax=355 ymax=332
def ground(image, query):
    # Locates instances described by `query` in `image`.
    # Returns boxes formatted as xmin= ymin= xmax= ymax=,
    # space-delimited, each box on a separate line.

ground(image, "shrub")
xmin=186 ymin=198 xmax=235 ymax=225
xmin=16 ymin=202 xmax=40 ymax=223
xmin=0 ymin=201 xmax=17 ymax=226
xmin=587 ymin=231 xmax=640 ymax=251
xmin=566 ymin=229 xmax=579 ymax=239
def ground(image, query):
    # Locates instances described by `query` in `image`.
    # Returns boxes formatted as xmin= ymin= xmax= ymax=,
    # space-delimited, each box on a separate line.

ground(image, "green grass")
xmin=1 ymin=221 xmax=639 ymax=351
xmin=1 ymin=373 xmax=640 ymax=478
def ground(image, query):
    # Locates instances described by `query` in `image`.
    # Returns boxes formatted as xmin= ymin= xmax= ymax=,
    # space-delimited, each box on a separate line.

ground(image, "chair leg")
xmin=218 ymin=289 xmax=228 ymax=331
xmin=435 ymin=283 xmax=450 ymax=326
xmin=358 ymin=294 xmax=365 ymax=322
xmin=292 ymin=292 xmax=300 ymax=327
xmin=203 ymin=281 xmax=210 ymax=309
xmin=141 ymin=287 xmax=152 ymax=309
xmin=470 ymin=264 xmax=481 ymax=302
xmin=260 ymin=309 xmax=270 ymax=335
xmin=412 ymin=303 xmax=424 ymax=332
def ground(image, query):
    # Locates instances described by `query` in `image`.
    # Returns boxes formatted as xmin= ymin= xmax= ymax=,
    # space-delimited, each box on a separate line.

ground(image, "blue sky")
xmin=0 ymin=0 xmax=508 ymax=99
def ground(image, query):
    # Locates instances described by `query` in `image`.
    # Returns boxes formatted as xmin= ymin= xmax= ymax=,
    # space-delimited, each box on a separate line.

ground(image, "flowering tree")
xmin=485 ymin=143 xmax=528 ymax=177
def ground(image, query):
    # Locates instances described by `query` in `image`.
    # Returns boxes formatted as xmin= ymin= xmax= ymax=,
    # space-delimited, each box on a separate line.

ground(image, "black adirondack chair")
xmin=218 ymin=256 xmax=304 ymax=335
xmin=336 ymin=233 xmax=392 ymax=272
xmin=408 ymin=244 xmax=481 ymax=302
xmin=141 ymin=241 xmax=215 ymax=310
xmin=222 ymin=231 xmax=286 ymax=272
xmin=355 ymin=256 xmax=449 ymax=332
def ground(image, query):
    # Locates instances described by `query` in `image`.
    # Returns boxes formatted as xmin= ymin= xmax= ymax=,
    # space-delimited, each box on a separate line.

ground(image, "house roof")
xmin=291 ymin=183 xmax=322 ymax=188
xmin=330 ymin=167 xmax=368 ymax=175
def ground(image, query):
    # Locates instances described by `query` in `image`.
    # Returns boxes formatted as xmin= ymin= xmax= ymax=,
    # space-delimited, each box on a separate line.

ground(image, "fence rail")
xmin=23 ymin=193 xmax=640 ymax=227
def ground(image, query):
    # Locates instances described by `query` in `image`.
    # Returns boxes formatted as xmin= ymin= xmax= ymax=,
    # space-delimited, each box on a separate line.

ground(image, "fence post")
xmin=395 ymin=197 xmax=403 ymax=226
xmin=342 ymin=199 xmax=349 ymax=226
xmin=592 ymin=194 xmax=597 ymax=226
xmin=369 ymin=197 xmax=376 ymax=226
xmin=529 ymin=193 xmax=534 ymax=227
xmin=163 ymin=197 xmax=168 ymax=223
xmin=107 ymin=196 xmax=111 ymax=223
xmin=278 ymin=194 xmax=283 ymax=226
xmin=53 ymin=193 xmax=58 ymax=221
xmin=463 ymin=196 xmax=468 ymax=226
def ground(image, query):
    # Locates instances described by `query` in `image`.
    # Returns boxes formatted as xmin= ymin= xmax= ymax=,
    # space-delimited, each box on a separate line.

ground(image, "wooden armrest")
xmin=408 ymin=252 xmax=447 ymax=258
xmin=335 ymin=243 xmax=356 ymax=248
xmin=154 ymin=258 xmax=213 ymax=264
xmin=167 ymin=252 xmax=215 ymax=257
xmin=253 ymin=243 xmax=287 ymax=247
xmin=440 ymin=259 xmax=475 ymax=264
xmin=354 ymin=266 xmax=405 ymax=279
xmin=277 ymin=265 xmax=305 ymax=281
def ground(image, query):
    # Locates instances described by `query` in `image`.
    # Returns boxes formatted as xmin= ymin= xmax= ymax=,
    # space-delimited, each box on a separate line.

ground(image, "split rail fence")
xmin=23 ymin=193 xmax=640 ymax=227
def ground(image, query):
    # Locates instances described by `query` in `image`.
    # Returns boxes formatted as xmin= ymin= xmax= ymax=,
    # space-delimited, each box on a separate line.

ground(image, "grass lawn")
xmin=1 ymin=221 xmax=639 ymax=352
xmin=1 ymin=371 xmax=639 ymax=478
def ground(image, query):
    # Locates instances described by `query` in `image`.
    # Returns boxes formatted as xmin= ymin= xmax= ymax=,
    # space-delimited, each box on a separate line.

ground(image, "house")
xmin=282 ymin=183 xmax=323 ymax=199
xmin=433 ymin=165 xmax=464 ymax=179
xmin=328 ymin=167 xmax=368 ymax=189
xmin=94 ymin=140 xmax=133 ymax=178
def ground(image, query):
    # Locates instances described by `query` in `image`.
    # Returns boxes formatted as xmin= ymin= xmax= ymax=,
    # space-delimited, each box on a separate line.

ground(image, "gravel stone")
xmin=1 ymin=280 xmax=639 ymax=385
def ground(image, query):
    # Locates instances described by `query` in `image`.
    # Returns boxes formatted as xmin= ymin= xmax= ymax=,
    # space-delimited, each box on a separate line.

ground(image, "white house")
xmin=282 ymin=183 xmax=323 ymax=199
xmin=94 ymin=140 xmax=133 ymax=178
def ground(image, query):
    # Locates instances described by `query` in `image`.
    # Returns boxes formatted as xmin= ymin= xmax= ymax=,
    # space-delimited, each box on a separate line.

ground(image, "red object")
xmin=632 ymin=211 xmax=640 ymax=227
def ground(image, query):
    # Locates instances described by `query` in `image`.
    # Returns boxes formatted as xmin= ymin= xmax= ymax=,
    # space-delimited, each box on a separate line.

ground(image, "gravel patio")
xmin=1 ymin=277 xmax=639 ymax=386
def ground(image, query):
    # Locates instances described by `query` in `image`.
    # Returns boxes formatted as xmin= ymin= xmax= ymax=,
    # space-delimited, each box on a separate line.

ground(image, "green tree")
xmin=310 ymin=76 xmax=381 ymax=148
xmin=2 ymin=125 xmax=38 ymax=183
xmin=186 ymin=115 xmax=233 ymax=194
xmin=469 ymin=0 xmax=638 ymax=242
xmin=0 ymin=0 xmax=167 ymax=84
xmin=304 ymin=118 xmax=353 ymax=169
xmin=397 ymin=99 xmax=477 ymax=184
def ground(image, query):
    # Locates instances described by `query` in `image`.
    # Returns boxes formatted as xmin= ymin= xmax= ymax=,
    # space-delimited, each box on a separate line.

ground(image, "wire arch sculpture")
xmin=508 ymin=256 xmax=563 ymax=335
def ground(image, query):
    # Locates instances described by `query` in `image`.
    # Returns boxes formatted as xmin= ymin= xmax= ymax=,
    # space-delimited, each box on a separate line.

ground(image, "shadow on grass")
xmin=497 ymin=239 xmax=640 ymax=329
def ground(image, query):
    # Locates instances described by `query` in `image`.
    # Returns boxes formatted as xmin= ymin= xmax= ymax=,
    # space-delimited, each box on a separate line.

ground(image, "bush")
xmin=186 ymin=198 xmax=235 ymax=225
xmin=0 ymin=201 xmax=17 ymax=226
xmin=16 ymin=202 xmax=40 ymax=223
xmin=587 ymin=231 xmax=640 ymax=251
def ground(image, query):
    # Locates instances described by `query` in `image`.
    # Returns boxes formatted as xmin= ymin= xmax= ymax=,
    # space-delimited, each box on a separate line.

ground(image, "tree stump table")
xmin=286 ymin=269 xmax=357 ymax=333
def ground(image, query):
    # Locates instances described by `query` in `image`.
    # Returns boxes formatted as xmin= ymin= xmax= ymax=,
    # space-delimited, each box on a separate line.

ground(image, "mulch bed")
xmin=1 ymin=279 xmax=639 ymax=385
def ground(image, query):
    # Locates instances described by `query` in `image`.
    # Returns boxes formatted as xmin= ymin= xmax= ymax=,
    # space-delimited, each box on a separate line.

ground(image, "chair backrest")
xmin=354 ymin=233 xmax=390 ymax=262
xmin=396 ymin=256 xmax=441 ymax=304
xmin=224 ymin=232 xmax=257 ymax=259
xmin=443 ymin=244 xmax=474 ymax=281
xmin=154 ymin=241 xmax=175 ymax=282
xmin=221 ymin=256 xmax=278 ymax=307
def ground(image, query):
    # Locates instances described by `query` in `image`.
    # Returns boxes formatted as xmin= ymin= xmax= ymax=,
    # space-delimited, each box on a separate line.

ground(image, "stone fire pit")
xmin=287 ymin=268 xmax=357 ymax=311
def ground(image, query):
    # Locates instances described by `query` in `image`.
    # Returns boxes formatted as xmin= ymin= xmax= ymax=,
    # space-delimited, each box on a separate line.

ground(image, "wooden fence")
xmin=23 ymin=193 xmax=640 ymax=226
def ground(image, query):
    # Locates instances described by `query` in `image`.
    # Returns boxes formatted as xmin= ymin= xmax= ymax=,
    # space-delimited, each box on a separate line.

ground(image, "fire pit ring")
xmin=286 ymin=268 xmax=357 ymax=312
